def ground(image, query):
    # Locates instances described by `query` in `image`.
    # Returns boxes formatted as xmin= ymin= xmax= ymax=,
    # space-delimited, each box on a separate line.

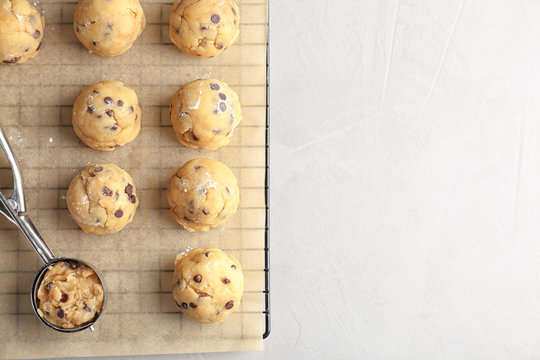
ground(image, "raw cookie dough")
xmin=169 ymin=0 xmax=240 ymax=58
xmin=36 ymin=260 xmax=104 ymax=329
xmin=168 ymin=158 xmax=239 ymax=232
xmin=0 ymin=0 xmax=44 ymax=64
xmin=74 ymin=0 xmax=145 ymax=57
xmin=172 ymin=248 xmax=243 ymax=323
xmin=67 ymin=163 xmax=139 ymax=234
xmin=72 ymin=81 xmax=141 ymax=151
xmin=170 ymin=79 xmax=242 ymax=150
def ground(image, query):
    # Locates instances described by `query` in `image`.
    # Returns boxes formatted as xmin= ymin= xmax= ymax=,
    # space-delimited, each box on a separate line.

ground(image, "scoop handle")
xmin=0 ymin=192 xmax=55 ymax=264
xmin=0 ymin=126 xmax=55 ymax=264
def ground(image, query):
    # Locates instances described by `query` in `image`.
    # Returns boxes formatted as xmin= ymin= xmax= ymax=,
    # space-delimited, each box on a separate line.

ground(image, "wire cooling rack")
xmin=0 ymin=0 xmax=269 ymax=357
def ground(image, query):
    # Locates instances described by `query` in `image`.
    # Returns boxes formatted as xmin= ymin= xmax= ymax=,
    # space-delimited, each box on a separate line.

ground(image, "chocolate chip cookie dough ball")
xmin=36 ymin=260 xmax=104 ymax=329
xmin=67 ymin=163 xmax=139 ymax=234
xmin=170 ymin=0 xmax=239 ymax=58
xmin=168 ymin=158 xmax=239 ymax=232
xmin=74 ymin=0 xmax=145 ymax=57
xmin=170 ymin=79 xmax=242 ymax=150
xmin=172 ymin=248 xmax=243 ymax=323
xmin=0 ymin=0 xmax=44 ymax=64
xmin=72 ymin=81 xmax=141 ymax=151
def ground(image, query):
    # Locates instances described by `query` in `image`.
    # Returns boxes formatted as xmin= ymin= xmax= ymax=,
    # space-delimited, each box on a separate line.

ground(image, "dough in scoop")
xmin=36 ymin=260 xmax=104 ymax=329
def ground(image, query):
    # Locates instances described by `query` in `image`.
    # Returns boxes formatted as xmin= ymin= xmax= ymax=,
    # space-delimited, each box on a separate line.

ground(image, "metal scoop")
xmin=0 ymin=126 xmax=106 ymax=332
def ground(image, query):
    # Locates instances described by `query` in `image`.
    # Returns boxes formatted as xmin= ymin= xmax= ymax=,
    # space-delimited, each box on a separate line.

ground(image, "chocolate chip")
xmin=210 ymin=83 xmax=220 ymax=91
xmin=231 ymin=264 xmax=237 ymax=269
xmin=61 ymin=294 xmax=68 ymax=302
xmin=92 ymin=89 xmax=99 ymax=94
xmin=226 ymin=187 xmax=231 ymax=193
xmin=211 ymin=14 xmax=220 ymax=23
xmin=226 ymin=130 xmax=232 ymax=136
xmin=129 ymin=106 xmax=134 ymax=113
xmin=223 ymin=278 xmax=230 ymax=284
xmin=45 ymin=282 xmax=53 ymax=291
xmin=84 ymin=305 xmax=91 ymax=312
xmin=2 ymin=58 xmax=18 ymax=64
xmin=175 ymin=28 xmax=180 ymax=34
xmin=205 ymin=252 xmax=210 ymax=257
xmin=194 ymin=165 xmax=201 ymax=170
xmin=129 ymin=194 xmax=137 ymax=203
xmin=125 ymin=184 xmax=133 ymax=196
xmin=93 ymin=41 xmax=98 ymax=46
xmin=104 ymin=97 xmax=113 ymax=104
xmin=225 ymin=301 xmax=234 ymax=310
xmin=219 ymin=102 xmax=227 ymax=112
xmin=94 ymin=166 xmax=103 ymax=173
xmin=33 ymin=30 xmax=41 ymax=39
xmin=36 ymin=42 xmax=42 ymax=51
xmin=68 ymin=260 xmax=78 ymax=269
xmin=95 ymin=218 xmax=100 ymax=224
xmin=87 ymin=104 xmax=95 ymax=113
xmin=117 ymin=99 xmax=124 ymax=107
xmin=192 ymin=133 xmax=199 ymax=141
xmin=103 ymin=186 xmax=113 ymax=196
xmin=216 ymin=43 xmax=224 ymax=49
xmin=183 ymin=216 xmax=192 ymax=222
xmin=213 ymin=128 xmax=222 ymax=134
xmin=219 ymin=93 xmax=227 ymax=100
xmin=76 ymin=27 xmax=80 ymax=33
xmin=135 ymin=114 xmax=138 ymax=120
xmin=200 ymin=25 xmax=207 ymax=30
xmin=201 ymin=188 xmax=207 ymax=195
xmin=111 ymin=124 xmax=118 ymax=130
xmin=57 ymin=309 xmax=64 ymax=318
xmin=202 ymin=209 xmax=209 ymax=215
xmin=194 ymin=275 xmax=202 ymax=283
xmin=106 ymin=23 xmax=113 ymax=30
xmin=115 ymin=193 xmax=119 ymax=200
xmin=45 ymin=310 xmax=49 ymax=315
xmin=105 ymin=110 xmax=114 ymax=117
xmin=234 ymin=19 xmax=237 ymax=25
xmin=114 ymin=209 xmax=123 ymax=218
xmin=181 ymin=302 xmax=188 ymax=309
xmin=189 ymin=303 xmax=197 ymax=308
xmin=25 ymin=48 xmax=29 ymax=52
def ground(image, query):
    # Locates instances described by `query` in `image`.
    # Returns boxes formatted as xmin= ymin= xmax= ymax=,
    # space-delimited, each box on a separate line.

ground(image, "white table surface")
xmin=46 ymin=0 xmax=540 ymax=359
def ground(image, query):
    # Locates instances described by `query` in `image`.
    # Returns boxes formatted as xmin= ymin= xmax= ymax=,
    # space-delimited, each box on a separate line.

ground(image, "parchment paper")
xmin=0 ymin=0 xmax=267 ymax=357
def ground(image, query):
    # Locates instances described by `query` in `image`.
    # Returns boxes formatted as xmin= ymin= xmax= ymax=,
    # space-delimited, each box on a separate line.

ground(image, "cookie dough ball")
xmin=170 ymin=79 xmax=242 ymax=150
xmin=36 ymin=260 xmax=104 ymax=329
xmin=67 ymin=163 xmax=139 ymax=234
xmin=0 ymin=0 xmax=44 ymax=64
xmin=170 ymin=0 xmax=240 ymax=58
xmin=172 ymin=248 xmax=243 ymax=323
xmin=72 ymin=81 xmax=141 ymax=151
xmin=168 ymin=158 xmax=239 ymax=232
xmin=74 ymin=0 xmax=145 ymax=57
